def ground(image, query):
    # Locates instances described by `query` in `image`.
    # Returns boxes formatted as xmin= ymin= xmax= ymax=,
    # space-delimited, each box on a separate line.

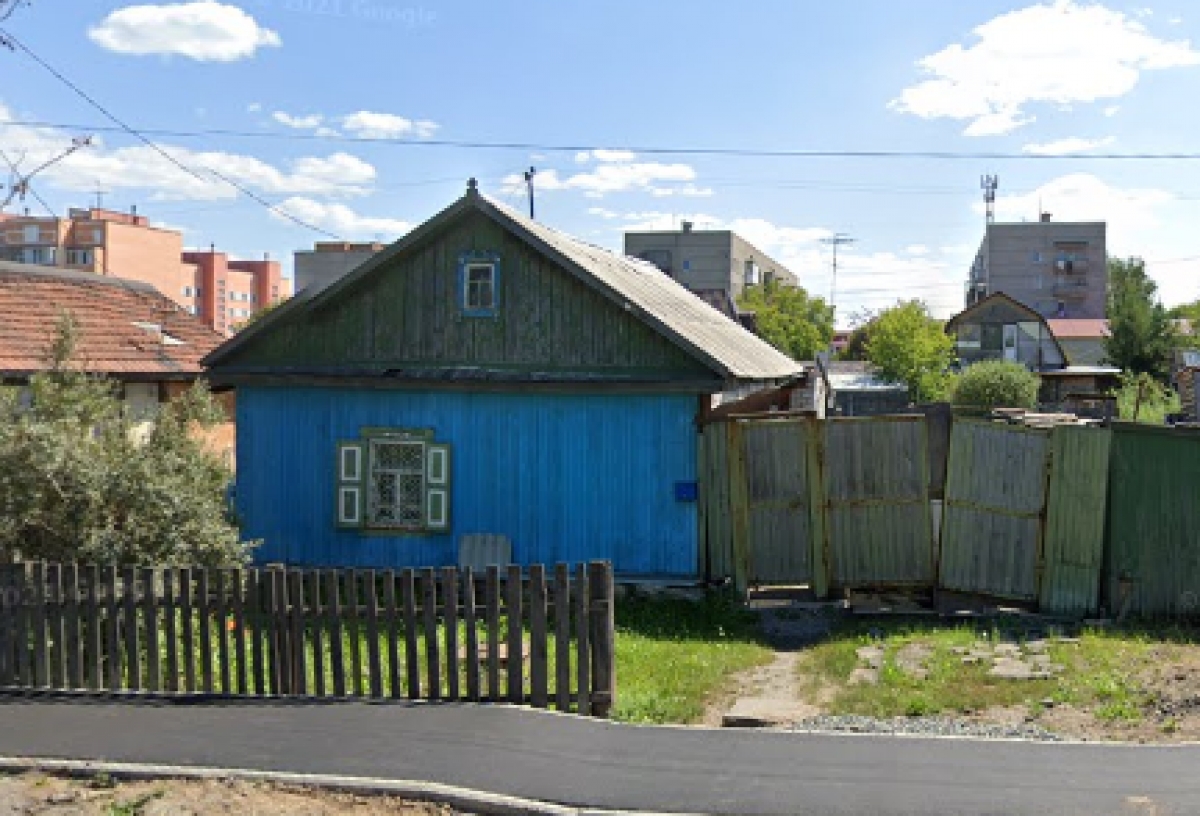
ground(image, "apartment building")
xmin=0 ymin=207 xmax=289 ymax=335
xmin=623 ymin=223 xmax=799 ymax=300
xmin=965 ymin=216 xmax=1107 ymax=319
xmin=294 ymin=241 xmax=384 ymax=293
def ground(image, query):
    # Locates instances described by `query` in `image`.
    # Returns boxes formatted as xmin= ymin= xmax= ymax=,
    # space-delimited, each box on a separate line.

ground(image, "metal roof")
xmin=482 ymin=195 xmax=801 ymax=382
xmin=209 ymin=187 xmax=802 ymax=383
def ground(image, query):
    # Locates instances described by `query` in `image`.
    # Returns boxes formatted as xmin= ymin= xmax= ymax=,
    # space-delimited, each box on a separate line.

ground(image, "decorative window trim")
xmin=335 ymin=429 xmax=451 ymax=535
xmin=458 ymin=250 xmax=501 ymax=317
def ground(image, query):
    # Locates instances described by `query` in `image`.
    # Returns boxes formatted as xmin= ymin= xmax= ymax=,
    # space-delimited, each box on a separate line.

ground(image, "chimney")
xmin=1040 ymin=212 xmax=1052 ymax=223
xmin=681 ymin=220 xmax=694 ymax=233
xmin=131 ymin=204 xmax=137 ymax=216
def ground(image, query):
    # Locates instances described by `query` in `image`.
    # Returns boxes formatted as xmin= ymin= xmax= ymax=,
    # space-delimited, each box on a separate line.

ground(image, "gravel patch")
xmin=789 ymin=714 xmax=1065 ymax=741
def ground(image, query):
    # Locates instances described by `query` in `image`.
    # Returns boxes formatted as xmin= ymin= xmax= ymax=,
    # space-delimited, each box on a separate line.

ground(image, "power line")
xmin=0 ymin=28 xmax=344 ymax=240
xmin=5 ymin=117 xmax=1200 ymax=161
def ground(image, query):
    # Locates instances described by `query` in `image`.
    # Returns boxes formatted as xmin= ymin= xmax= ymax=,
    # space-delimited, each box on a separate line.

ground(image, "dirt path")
xmin=706 ymin=606 xmax=836 ymax=727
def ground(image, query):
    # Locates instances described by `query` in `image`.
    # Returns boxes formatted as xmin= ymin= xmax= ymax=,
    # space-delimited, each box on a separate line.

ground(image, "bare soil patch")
xmin=0 ymin=773 xmax=460 ymax=815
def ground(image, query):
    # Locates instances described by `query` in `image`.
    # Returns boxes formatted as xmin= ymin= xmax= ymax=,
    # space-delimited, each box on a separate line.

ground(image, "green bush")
xmin=0 ymin=314 xmax=250 ymax=566
xmin=950 ymin=360 xmax=1040 ymax=411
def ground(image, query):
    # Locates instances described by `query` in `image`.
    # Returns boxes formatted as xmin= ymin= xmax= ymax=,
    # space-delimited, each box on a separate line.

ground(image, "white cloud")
xmin=1103 ymin=104 xmax=1121 ymax=116
xmin=891 ymin=1 xmax=1200 ymax=135
xmin=502 ymin=152 xmax=709 ymax=199
xmin=0 ymin=103 xmax=377 ymax=201
xmin=340 ymin=111 xmax=439 ymax=140
xmin=1021 ymin=136 xmax=1115 ymax=155
xmin=906 ymin=244 xmax=930 ymax=255
xmin=984 ymin=172 xmax=1173 ymax=252
xmin=88 ymin=1 xmax=281 ymax=62
xmin=246 ymin=102 xmax=262 ymax=113
xmin=272 ymin=111 xmax=324 ymax=129
xmin=273 ymin=197 xmax=412 ymax=238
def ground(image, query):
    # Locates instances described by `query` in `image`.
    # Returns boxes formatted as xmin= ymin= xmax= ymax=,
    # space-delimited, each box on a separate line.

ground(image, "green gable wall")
xmin=223 ymin=211 xmax=714 ymax=382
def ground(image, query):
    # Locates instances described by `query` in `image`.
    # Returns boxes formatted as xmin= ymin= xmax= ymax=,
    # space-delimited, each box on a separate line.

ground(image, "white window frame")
xmin=464 ymin=263 xmax=497 ymax=311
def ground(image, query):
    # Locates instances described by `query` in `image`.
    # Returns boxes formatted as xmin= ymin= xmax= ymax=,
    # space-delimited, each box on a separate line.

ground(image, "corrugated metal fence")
xmin=701 ymin=413 xmax=1198 ymax=617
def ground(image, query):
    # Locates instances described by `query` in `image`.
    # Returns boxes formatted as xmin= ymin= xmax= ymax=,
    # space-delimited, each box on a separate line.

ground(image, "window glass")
xmin=465 ymin=264 xmax=495 ymax=310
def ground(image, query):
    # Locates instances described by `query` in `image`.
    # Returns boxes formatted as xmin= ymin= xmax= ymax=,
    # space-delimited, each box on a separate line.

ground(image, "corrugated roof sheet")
xmin=1047 ymin=318 xmax=1110 ymax=339
xmin=483 ymin=196 xmax=801 ymax=381
xmin=0 ymin=261 xmax=224 ymax=377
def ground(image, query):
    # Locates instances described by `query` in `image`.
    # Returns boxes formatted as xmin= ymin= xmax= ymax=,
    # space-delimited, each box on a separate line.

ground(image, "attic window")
xmin=458 ymin=251 xmax=501 ymax=317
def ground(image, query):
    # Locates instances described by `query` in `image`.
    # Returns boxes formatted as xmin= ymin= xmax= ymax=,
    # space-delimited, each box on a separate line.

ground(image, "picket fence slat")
xmin=463 ymin=567 xmax=480 ymax=703
xmin=529 ymin=564 xmax=548 ymax=709
xmin=506 ymin=564 xmax=523 ymax=705
xmin=0 ymin=561 xmax=614 ymax=717
xmin=401 ymin=569 xmax=419 ymax=700
xmin=365 ymin=569 xmax=382 ymax=699
xmin=554 ymin=563 xmax=571 ymax=712
xmin=308 ymin=570 xmax=325 ymax=698
xmin=442 ymin=567 xmax=459 ymax=702
xmin=383 ymin=571 xmax=400 ymax=700
xmin=422 ymin=568 xmax=439 ymax=700
xmin=486 ymin=566 xmax=500 ymax=701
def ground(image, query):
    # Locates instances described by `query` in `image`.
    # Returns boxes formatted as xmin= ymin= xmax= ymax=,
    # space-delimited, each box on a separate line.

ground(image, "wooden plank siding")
xmin=218 ymin=212 xmax=715 ymax=383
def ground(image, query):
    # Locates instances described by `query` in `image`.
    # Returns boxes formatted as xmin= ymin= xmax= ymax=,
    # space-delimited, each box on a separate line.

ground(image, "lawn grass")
xmin=611 ymin=590 xmax=773 ymax=725
xmin=797 ymin=617 xmax=1193 ymax=722
xmin=800 ymin=619 xmax=1057 ymax=717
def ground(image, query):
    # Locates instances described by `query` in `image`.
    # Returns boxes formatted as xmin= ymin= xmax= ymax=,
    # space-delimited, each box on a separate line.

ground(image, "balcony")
xmin=1053 ymin=277 xmax=1090 ymax=298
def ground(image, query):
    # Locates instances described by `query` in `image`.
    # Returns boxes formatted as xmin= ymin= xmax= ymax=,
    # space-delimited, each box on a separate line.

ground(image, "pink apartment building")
xmin=0 ymin=207 xmax=290 ymax=336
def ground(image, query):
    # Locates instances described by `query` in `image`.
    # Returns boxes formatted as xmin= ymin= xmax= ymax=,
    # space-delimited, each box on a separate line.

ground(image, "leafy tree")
xmin=1106 ymin=257 xmax=1177 ymax=381
xmin=737 ymin=279 xmax=834 ymax=360
xmin=865 ymin=300 xmax=954 ymax=401
xmin=837 ymin=308 xmax=878 ymax=361
xmin=1112 ymin=371 xmax=1179 ymax=424
xmin=0 ymin=313 xmax=249 ymax=566
xmin=951 ymin=360 xmax=1040 ymax=411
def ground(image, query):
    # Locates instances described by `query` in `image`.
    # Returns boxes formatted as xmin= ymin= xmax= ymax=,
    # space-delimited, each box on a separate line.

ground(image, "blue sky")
xmin=2 ymin=0 xmax=1200 ymax=322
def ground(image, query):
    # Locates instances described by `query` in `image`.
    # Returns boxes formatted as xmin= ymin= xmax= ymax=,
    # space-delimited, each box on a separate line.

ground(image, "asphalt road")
xmin=0 ymin=695 xmax=1197 ymax=815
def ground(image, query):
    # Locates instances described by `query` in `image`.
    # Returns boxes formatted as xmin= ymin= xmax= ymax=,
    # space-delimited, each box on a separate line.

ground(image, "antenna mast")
xmin=1 ymin=135 xmax=92 ymax=210
xmin=820 ymin=232 xmax=855 ymax=316
xmin=981 ymin=174 xmax=999 ymax=225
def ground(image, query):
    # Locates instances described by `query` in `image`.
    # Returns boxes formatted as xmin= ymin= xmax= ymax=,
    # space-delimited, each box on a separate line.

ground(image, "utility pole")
xmin=820 ymin=232 xmax=855 ymax=316
xmin=523 ymin=166 xmax=536 ymax=219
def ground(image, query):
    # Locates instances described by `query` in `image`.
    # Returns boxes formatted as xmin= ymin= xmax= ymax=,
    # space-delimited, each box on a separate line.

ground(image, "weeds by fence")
xmin=0 ymin=561 xmax=616 ymax=716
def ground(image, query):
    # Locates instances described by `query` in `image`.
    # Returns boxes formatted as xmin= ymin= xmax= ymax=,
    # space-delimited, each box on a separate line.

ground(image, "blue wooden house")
xmin=203 ymin=181 xmax=800 ymax=579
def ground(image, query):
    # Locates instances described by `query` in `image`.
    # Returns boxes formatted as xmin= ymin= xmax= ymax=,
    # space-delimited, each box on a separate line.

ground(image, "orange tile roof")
xmin=0 ymin=261 xmax=224 ymax=378
xmin=1047 ymin=318 xmax=1110 ymax=339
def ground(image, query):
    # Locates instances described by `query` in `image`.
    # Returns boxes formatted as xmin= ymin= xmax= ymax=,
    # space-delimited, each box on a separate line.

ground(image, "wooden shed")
xmin=203 ymin=181 xmax=800 ymax=578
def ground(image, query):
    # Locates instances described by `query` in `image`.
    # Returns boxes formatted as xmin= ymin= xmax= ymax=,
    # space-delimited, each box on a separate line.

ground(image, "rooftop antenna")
xmin=1 ymin=135 xmax=92 ymax=211
xmin=93 ymin=186 xmax=109 ymax=210
xmin=820 ymin=232 xmax=855 ymax=316
xmin=981 ymin=174 xmax=999 ymax=225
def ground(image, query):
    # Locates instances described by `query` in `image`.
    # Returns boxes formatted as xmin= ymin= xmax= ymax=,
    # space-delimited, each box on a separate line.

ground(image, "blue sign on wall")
xmin=674 ymin=481 xmax=698 ymax=502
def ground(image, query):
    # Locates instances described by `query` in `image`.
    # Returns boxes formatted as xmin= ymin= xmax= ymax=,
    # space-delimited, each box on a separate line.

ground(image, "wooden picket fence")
xmin=0 ymin=561 xmax=616 ymax=716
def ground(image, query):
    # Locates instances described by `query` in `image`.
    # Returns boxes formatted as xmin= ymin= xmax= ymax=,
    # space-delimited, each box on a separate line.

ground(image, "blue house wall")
xmin=236 ymin=386 xmax=700 ymax=578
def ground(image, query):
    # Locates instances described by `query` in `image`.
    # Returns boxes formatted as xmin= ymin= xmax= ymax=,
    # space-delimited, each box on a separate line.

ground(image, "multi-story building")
xmin=294 ymin=241 xmax=384 ymax=293
xmin=623 ymin=222 xmax=799 ymax=303
xmin=0 ymin=207 xmax=289 ymax=335
xmin=965 ymin=215 xmax=1107 ymax=319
